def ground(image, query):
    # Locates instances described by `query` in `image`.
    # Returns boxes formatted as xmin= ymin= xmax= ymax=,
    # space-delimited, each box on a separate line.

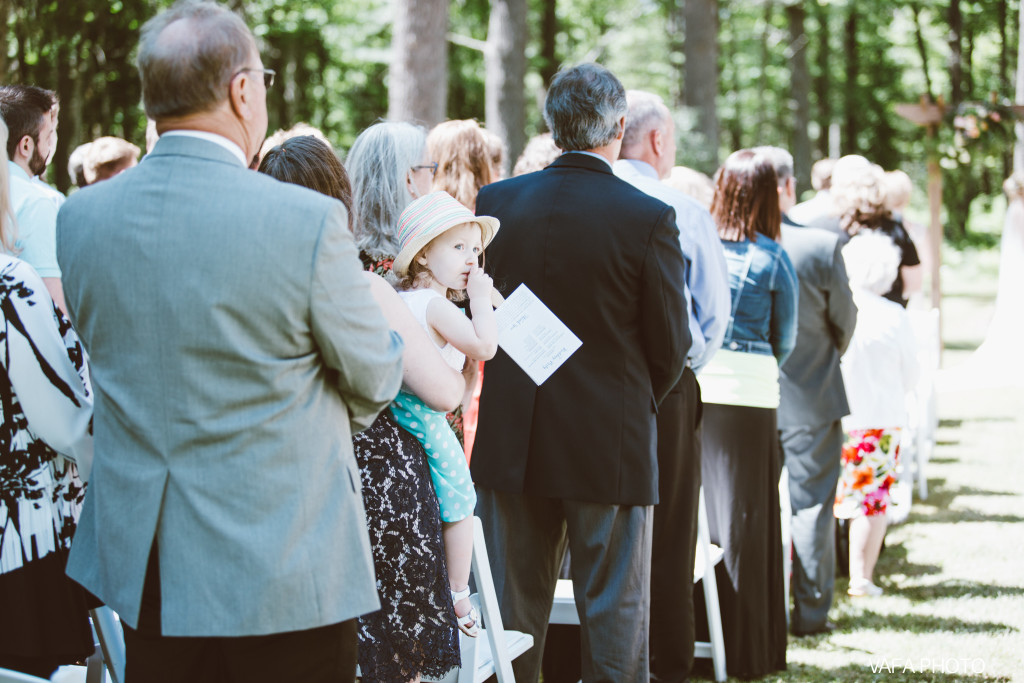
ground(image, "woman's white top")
xmin=698 ymin=349 xmax=780 ymax=409
xmin=398 ymin=288 xmax=466 ymax=371
xmin=840 ymin=290 xmax=919 ymax=431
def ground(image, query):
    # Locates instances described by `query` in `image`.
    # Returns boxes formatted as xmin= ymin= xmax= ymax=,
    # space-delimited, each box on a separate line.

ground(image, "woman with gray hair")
xmin=835 ymin=230 xmax=918 ymax=597
xmin=343 ymin=122 xmax=462 ymax=682
xmin=347 ymin=121 xmax=436 ymax=268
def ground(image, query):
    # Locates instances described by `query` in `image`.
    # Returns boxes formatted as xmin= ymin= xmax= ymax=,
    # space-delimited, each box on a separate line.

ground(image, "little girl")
xmin=391 ymin=190 xmax=500 ymax=637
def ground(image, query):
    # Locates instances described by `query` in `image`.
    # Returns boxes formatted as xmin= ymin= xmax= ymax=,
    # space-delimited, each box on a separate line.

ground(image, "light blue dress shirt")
xmin=8 ymin=161 xmax=61 ymax=278
xmin=613 ymin=159 xmax=730 ymax=371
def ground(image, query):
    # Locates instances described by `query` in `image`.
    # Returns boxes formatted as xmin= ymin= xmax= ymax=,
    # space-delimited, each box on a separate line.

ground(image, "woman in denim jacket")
xmin=698 ymin=149 xmax=797 ymax=679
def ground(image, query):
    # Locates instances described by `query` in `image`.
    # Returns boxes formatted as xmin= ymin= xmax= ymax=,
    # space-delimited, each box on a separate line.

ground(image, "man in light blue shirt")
xmin=1 ymin=84 xmax=65 ymax=312
xmin=614 ymin=89 xmax=730 ymax=683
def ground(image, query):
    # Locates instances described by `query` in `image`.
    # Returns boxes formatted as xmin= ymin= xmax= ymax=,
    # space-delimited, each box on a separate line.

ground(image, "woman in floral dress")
xmin=835 ymin=230 xmax=919 ymax=597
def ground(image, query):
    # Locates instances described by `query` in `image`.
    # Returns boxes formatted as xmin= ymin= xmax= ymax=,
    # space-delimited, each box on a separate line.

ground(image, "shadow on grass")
xmin=837 ymin=608 xmax=1016 ymax=635
xmin=874 ymin=542 xmax=942 ymax=578
xmin=906 ymin=480 xmax=1024 ymax=524
xmin=908 ymin=507 xmax=1024 ymax=524
xmin=895 ymin=580 xmax=1024 ymax=602
xmin=943 ymin=340 xmax=983 ymax=351
xmin=955 ymin=486 xmax=1020 ymax=497
xmin=753 ymin=662 xmax=1012 ymax=682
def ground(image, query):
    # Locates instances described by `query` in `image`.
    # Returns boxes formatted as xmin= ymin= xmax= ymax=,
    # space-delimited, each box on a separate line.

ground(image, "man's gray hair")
xmin=752 ymin=146 xmax=794 ymax=187
xmin=543 ymin=63 xmax=628 ymax=152
xmin=138 ymin=1 xmax=256 ymax=119
xmin=622 ymin=90 xmax=668 ymax=150
xmin=346 ymin=121 xmax=427 ymax=260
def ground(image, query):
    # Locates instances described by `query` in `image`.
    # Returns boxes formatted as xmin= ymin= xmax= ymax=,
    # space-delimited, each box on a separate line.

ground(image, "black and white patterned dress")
xmin=0 ymin=256 xmax=94 ymax=670
xmin=354 ymin=252 xmax=460 ymax=682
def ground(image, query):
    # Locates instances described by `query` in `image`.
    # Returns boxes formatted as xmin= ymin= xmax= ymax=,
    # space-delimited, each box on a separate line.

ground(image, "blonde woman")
xmin=818 ymin=156 xmax=922 ymax=307
xmin=427 ymin=119 xmax=501 ymax=211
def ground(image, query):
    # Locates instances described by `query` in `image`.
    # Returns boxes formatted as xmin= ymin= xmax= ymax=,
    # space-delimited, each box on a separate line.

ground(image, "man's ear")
xmin=16 ymin=134 xmax=34 ymax=161
xmin=614 ymin=116 xmax=626 ymax=141
xmin=651 ymin=127 xmax=664 ymax=157
xmin=228 ymin=72 xmax=253 ymax=121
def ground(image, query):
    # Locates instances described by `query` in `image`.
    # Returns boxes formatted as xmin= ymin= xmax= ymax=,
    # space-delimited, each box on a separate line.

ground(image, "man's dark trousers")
xmin=650 ymin=366 xmax=702 ymax=682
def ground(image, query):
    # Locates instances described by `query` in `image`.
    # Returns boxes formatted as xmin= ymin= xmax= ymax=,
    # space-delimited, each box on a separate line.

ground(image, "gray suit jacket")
xmin=778 ymin=219 xmax=857 ymax=429
xmin=57 ymin=135 xmax=404 ymax=636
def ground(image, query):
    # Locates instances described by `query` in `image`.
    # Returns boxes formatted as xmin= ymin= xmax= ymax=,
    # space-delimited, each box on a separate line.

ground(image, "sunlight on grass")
xmin=706 ymin=241 xmax=1024 ymax=683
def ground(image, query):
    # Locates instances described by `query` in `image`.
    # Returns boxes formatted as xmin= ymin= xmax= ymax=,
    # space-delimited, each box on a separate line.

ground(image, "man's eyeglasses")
xmin=233 ymin=67 xmax=276 ymax=89
xmin=413 ymin=162 xmax=438 ymax=177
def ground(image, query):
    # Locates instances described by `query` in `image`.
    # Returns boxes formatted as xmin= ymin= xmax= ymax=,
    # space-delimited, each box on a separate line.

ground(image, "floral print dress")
xmin=834 ymin=427 xmax=902 ymax=518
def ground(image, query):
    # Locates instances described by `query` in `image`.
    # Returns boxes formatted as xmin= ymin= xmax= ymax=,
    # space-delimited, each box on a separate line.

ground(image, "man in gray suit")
xmin=58 ymin=4 xmax=403 ymax=681
xmin=755 ymin=147 xmax=857 ymax=636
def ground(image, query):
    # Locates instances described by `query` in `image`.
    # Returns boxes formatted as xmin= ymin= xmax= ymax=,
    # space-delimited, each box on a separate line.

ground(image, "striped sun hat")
xmin=393 ymin=190 xmax=500 ymax=277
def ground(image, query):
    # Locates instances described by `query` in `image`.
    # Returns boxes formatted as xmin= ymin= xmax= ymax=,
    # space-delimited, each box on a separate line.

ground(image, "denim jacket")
xmin=720 ymin=233 xmax=799 ymax=365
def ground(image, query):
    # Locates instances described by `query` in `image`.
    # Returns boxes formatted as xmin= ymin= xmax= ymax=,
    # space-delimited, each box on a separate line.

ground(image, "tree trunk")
xmin=682 ymin=0 xmax=719 ymax=173
xmin=786 ymin=2 xmax=811 ymax=195
xmin=539 ymin=0 xmax=558 ymax=88
xmin=964 ymin=21 xmax=974 ymax=100
xmin=485 ymin=0 xmax=527 ymax=176
xmin=910 ymin=2 xmax=934 ymax=100
xmin=1015 ymin=0 xmax=1024 ymax=173
xmin=842 ymin=5 xmax=858 ymax=155
xmin=811 ymin=0 xmax=831 ymax=159
xmin=948 ymin=0 xmax=963 ymax=106
xmin=998 ymin=0 xmax=1009 ymax=93
xmin=755 ymin=1 xmax=773 ymax=141
xmin=389 ymin=0 xmax=449 ymax=126
xmin=0 ymin=0 xmax=7 ymax=77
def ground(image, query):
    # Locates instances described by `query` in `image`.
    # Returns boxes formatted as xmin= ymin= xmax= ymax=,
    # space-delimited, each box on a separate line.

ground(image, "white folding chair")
xmin=906 ymin=306 xmax=940 ymax=500
xmin=87 ymin=607 xmax=124 ymax=683
xmin=547 ymin=487 xmax=726 ymax=682
xmin=426 ymin=517 xmax=533 ymax=683
xmin=692 ymin=487 xmax=727 ymax=682
xmin=0 ymin=668 xmax=49 ymax=683
xmin=779 ymin=468 xmax=792 ymax=628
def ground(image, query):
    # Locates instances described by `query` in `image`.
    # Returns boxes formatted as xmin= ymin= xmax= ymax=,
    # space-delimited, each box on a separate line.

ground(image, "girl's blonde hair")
xmin=427 ymin=120 xmax=498 ymax=211
xmin=0 ymin=117 xmax=19 ymax=253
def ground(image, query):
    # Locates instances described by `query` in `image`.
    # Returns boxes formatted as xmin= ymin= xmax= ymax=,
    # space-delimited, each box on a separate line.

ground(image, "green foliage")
xmin=3 ymin=0 xmax=1020 ymax=243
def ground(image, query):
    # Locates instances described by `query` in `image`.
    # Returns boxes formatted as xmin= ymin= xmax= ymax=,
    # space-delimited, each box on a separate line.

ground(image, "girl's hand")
xmin=466 ymin=263 xmax=493 ymax=301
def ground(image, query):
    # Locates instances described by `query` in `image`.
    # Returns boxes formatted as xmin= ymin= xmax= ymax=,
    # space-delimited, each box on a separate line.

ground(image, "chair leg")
xmin=697 ymin=488 xmax=727 ymax=682
xmin=471 ymin=518 xmax=516 ymax=683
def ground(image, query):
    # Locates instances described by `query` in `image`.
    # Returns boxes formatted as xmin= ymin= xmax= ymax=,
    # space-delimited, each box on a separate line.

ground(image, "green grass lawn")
xmin=753 ymin=236 xmax=1024 ymax=682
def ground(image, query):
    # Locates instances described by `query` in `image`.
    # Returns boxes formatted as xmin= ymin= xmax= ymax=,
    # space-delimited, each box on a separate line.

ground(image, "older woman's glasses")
xmin=233 ymin=68 xmax=276 ymax=89
xmin=413 ymin=162 xmax=439 ymax=177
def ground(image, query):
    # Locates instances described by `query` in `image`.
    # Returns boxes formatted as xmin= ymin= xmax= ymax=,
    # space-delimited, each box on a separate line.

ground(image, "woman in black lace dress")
xmin=259 ymin=133 xmax=462 ymax=682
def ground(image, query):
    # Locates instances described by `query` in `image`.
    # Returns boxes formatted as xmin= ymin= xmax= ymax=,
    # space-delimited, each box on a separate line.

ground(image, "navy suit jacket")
xmin=472 ymin=153 xmax=690 ymax=505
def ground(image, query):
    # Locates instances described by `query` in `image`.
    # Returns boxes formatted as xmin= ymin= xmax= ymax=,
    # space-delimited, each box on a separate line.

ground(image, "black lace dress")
xmin=354 ymin=253 xmax=460 ymax=682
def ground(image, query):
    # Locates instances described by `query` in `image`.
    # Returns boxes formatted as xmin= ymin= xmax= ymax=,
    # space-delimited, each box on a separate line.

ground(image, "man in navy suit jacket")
xmin=473 ymin=63 xmax=690 ymax=682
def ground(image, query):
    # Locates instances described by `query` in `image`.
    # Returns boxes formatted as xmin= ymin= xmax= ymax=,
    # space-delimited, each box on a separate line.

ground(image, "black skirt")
xmin=695 ymin=402 xmax=787 ymax=679
xmin=353 ymin=411 xmax=461 ymax=682
xmin=0 ymin=549 xmax=95 ymax=669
